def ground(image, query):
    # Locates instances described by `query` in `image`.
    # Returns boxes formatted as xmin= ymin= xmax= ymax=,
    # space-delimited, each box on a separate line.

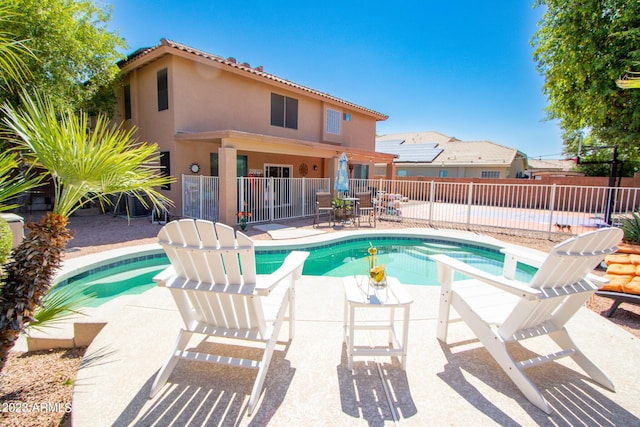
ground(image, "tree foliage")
xmin=564 ymin=132 xmax=640 ymax=177
xmin=532 ymin=0 xmax=640 ymax=157
xmin=0 ymin=0 xmax=126 ymax=114
xmin=0 ymin=4 xmax=43 ymax=210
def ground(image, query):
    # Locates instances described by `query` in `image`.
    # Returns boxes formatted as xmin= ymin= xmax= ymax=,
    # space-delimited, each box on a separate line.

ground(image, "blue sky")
xmin=107 ymin=1 xmax=564 ymax=160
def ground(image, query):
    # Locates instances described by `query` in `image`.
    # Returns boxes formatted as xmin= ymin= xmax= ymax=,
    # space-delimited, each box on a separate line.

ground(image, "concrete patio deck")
xmin=72 ymin=275 xmax=640 ymax=426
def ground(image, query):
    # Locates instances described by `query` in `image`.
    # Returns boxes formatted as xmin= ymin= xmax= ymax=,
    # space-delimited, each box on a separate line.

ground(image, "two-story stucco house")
xmin=115 ymin=38 xmax=394 ymax=224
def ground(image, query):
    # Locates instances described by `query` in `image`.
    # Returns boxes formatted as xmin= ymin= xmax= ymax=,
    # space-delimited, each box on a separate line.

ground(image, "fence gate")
xmin=237 ymin=177 xmax=330 ymax=224
xmin=182 ymin=175 xmax=219 ymax=221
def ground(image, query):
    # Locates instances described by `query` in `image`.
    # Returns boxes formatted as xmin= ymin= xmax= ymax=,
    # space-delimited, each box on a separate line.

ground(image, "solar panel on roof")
xmin=375 ymin=141 xmax=443 ymax=163
xmin=396 ymin=147 xmax=443 ymax=162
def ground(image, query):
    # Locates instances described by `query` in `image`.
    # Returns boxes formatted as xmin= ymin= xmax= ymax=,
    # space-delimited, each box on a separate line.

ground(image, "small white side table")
xmin=343 ymin=275 xmax=413 ymax=370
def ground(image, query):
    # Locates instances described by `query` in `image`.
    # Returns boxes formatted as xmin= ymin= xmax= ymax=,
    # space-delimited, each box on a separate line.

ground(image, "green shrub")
xmin=0 ymin=218 xmax=12 ymax=266
xmin=620 ymin=212 xmax=640 ymax=244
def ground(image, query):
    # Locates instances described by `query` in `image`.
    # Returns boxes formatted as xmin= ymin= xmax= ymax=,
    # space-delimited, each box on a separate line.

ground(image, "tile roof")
xmin=527 ymin=158 xmax=576 ymax=171
xmin=377 ymin=131 xmax=459 ymax=144
xmin=119 ymin=38 xmax=388 ymax=120
xmin=376 ymin=131 xmax=523 ymax=165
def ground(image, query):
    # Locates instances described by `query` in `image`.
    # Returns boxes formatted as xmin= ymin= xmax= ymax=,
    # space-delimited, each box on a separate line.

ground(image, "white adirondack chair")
xmin=431 ymin=227 xmax=622 ymax=414
xmin=150 ymin=219 xmax=309 ymax=415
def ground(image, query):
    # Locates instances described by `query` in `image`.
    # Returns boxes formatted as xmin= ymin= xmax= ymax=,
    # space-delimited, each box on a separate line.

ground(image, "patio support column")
xmin=366 ymin=160 xmax=375 ymax=179
xmin=219 ymin=144 xmax=238 ymax=227
xmin=386 ymin=161 xmax=396 ymax=179
xmin=326 ymin=157 xmax=337 ymax=196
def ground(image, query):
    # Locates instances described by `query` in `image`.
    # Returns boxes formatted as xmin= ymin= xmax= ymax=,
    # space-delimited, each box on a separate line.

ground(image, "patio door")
xmin=265 ymin=164 xmax=291 ymax=207
xmin=209 ymin=153 xmax=247 ymax=177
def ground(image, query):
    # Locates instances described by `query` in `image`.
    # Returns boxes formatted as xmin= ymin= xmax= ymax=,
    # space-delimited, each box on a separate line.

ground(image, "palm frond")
xmin=0 ymin=4 xmax=35 ymax=88
xmin=27 ymin=283 xmax=96 ymax=333
xmin=620 ymin=212 xmax=640 ymax=244
xmin=0 ymin=151 xmax=43 ymax=212
xmin=616 ymin=70 xmax=640 ymax=89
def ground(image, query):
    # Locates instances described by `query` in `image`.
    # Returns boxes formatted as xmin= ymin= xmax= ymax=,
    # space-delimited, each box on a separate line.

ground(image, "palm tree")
xmin=0 ymin=91 xmax=174 ymax=370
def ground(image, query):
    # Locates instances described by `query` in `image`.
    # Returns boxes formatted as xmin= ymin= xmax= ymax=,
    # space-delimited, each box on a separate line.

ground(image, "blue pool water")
xmin=56 ymin=256 xmax=169 ymax=308
xmin=55 ymin=237 xmax=537 ymax=307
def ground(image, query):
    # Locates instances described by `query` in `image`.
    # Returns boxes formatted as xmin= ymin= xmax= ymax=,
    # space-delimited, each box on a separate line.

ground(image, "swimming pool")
xmin=55 ymin=256 xmax=169 ymax=308
xmin=256 ymin=237 xmax=536 ymax=284
xmin=53 ymin=234 xmax=537 ymax=308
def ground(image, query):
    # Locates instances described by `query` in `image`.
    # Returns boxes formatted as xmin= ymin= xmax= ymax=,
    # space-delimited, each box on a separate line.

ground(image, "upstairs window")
xmin=157 ymin=68 xmax=168 ymax=111
xmin=270 ymin=93 xmax=298 ymax=129
xmin=326 ymin=109 xmax=340 ymax=134
xmin=124 ymin=84 xmax=131 ymax=120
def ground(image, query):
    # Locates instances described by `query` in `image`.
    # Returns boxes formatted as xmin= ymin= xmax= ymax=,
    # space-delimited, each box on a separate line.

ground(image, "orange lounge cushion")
xmin=622 ymin=276 xmax=640 ymax=295
xmin=617 ymin=243 xmax=640 ymax=255
xmin=605 ymin=254 xmax=630 ymax=265
xmin=601 ymin=274 xmax=633 ymax=292
xmin=607 ymin=263 xmax=637 ymax=276
xmin=600 ymin=250 xmax=640 ymax=294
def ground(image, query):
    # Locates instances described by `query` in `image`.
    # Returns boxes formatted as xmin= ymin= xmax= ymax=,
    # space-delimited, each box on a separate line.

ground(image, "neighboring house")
xmin=526 ymin=158 xmax=581 ymax=178
xmin=374 ymin=131 xmax=528 ymax=179
xmin=115 ymin=38 xmax=394 ymax=224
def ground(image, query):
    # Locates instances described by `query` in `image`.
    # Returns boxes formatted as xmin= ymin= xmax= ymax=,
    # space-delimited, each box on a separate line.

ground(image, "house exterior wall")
xmin=507 ymin=157 xmax=527 ymax=178
xmin=166 ymin=55 xmax=378 ymax=148
xmin=119 ymin=56 xmax=176 ymax=151
xmin=462 ymin=166 xmax=511 ymax=178
xmin=377 ymin=164 xmax=513 ymax=179
xmin=115 ymin=44 xmax=387 ymax=219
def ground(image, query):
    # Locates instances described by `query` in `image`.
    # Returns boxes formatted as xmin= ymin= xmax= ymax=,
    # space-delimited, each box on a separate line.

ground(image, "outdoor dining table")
xmin=338 ymin=196 xmax=359 ymax=226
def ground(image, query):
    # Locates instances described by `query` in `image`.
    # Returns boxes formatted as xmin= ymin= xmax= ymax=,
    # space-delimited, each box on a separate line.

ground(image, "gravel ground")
xmin=1 ymin=213 xmax=638 ymax=427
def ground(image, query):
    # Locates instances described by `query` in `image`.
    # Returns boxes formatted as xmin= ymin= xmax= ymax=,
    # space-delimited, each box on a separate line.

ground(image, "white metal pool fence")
xmin=182 ymin=175 xmax=640 ymax=237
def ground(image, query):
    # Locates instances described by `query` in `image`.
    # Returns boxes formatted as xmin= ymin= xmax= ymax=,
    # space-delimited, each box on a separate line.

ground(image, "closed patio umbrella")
xmin=334 ymin=152 xmax=349 ymax=194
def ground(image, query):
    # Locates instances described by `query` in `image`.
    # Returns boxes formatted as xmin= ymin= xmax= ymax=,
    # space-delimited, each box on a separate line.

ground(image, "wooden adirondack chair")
xmin=431 ymin=227 xmax=623 ymax=414
xmin=150 ymin=219 xmax=309 ymax=415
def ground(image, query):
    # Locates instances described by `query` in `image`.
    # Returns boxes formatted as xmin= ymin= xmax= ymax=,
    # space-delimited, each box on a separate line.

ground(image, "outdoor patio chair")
xmin=355 ymin=191 xmax=376 ymax=227
xmin=595 ymin=290 xmax=640 ymax=317
xmin=431 ymin=227 xmax=623 ymax=414
xmin=314 ymin=191 xmax=334 ymax=227
xmin=150 ymin=219 xmax=309 ymax=415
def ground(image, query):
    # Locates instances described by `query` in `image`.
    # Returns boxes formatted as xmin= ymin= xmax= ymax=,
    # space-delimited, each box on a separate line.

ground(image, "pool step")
xmin=14 ymin=294 xmax=141 ymax=353
xmin=24 ymin=321 xmax=107 ymax=351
